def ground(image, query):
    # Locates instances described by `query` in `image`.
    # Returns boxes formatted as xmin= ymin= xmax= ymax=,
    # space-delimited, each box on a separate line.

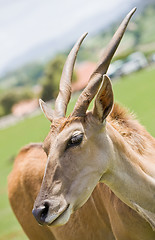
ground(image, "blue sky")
xmin=0 ymin=0 xmax=138 ymax=73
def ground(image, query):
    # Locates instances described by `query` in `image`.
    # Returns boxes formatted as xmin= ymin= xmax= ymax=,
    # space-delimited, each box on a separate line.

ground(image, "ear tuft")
xmin=39 ymin=99 xmax=54 ymax=122
xmin=92 ymin=75 xmax=114 ymax=122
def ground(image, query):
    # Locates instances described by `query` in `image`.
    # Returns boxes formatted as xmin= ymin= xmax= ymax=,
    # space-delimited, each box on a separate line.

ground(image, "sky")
xmin=0 ymin=0 xmax=138 ymax=74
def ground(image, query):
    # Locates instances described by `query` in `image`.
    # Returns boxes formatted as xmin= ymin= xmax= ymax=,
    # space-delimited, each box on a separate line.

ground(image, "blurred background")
xmin=0 ymin=0 xmax=155 ymax=239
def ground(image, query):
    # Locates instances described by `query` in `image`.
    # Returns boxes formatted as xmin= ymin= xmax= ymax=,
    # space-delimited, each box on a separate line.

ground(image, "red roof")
xmin=72 ymin=62 xmax=96 ymax=92
xmin=12 ymin=99 xmax=38 ymax=117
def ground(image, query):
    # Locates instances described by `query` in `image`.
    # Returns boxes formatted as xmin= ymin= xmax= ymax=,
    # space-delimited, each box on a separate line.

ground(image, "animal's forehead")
xmin=50 ymin=116 xmax=84 ymax=134
xmin=50 ymin=118 xmax=66 ymax=133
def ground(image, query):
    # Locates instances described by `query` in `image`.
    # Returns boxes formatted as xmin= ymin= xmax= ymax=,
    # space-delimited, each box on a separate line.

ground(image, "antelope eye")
xmin=66 ymin=133 xmax=83 ymax=150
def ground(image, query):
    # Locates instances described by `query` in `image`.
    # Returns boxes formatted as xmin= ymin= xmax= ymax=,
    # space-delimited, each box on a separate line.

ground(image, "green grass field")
xmin=0 ymin=66 xmax=155 ymax=239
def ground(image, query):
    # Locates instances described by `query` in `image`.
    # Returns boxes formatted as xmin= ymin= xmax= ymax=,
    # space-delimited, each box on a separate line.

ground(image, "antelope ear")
xmin=39 ymin=99 xmax=54 ymax=122
xmin=92 ymin=75 xmax=114 ymax=122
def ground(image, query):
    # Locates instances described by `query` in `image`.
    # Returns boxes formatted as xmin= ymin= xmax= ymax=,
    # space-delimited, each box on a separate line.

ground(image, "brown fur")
xmin=108 ymin=103 xmax=155 ymax=155
xmin=59 ymin=116 xmax=83 ymax=132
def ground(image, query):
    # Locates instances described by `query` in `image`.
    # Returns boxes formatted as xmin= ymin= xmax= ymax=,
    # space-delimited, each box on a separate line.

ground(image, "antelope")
xmin=8 ymin=8 xmax=155 ymax=240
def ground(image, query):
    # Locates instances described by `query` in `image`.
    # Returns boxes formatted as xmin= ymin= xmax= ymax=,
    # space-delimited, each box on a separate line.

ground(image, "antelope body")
xmin=8 ymin=8 xmax=155 ymax=240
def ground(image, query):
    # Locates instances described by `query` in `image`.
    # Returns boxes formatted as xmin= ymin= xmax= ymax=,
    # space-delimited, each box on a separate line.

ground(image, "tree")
xmin=0 ymin=88 xmax=34 ymax=117
xmin=0 ymin=92 xmax=18 ymax=115
xmin=40 ymin=55 xmax=65 ymax=101
xmin=40 ymin=54 xmax=77 ymax=101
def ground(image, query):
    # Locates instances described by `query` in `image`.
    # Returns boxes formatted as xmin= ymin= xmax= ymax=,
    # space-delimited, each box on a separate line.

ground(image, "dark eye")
xmin=66 ymin=133 xmax=83 ymax=150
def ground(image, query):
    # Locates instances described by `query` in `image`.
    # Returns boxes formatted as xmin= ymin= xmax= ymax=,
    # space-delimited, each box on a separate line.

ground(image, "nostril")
xmin=41 ymin=202 xmax=49 ymax=220
xmin=32 ymin=202 xmax=49 ymax=225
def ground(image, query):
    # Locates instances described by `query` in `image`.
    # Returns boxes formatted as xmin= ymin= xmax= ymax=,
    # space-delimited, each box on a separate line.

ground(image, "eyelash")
xmin=65 ymin=133 xmax=84 ymax=150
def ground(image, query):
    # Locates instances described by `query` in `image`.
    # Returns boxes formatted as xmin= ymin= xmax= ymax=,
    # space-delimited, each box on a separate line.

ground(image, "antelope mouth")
xmin=46 ymin=204 xmax=71 ymax=226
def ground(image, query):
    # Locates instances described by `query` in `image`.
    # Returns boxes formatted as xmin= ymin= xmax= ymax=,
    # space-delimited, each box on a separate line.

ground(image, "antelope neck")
xmin=101 ymin=122 xmax=155 ymax=216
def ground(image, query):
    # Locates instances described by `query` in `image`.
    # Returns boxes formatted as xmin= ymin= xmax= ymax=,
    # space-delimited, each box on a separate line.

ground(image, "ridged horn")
xmin=54 ymin=32 xmax=88 ymax=118
xmin=72 ymin=8 xmax=136 ymax=117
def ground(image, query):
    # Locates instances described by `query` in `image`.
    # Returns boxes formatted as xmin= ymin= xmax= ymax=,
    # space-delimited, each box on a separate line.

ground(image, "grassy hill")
xmin=0 ymin=66 xmax=155 ymax=239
